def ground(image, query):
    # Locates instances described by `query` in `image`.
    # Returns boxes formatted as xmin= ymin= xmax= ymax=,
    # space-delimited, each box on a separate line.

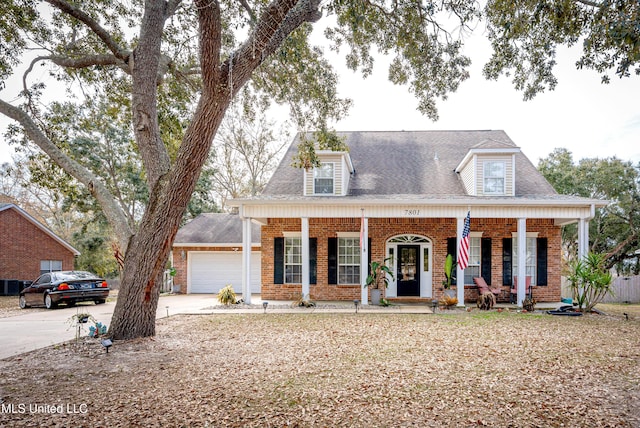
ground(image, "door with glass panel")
xmin=397 ymin=245 xmax=420 ymax=296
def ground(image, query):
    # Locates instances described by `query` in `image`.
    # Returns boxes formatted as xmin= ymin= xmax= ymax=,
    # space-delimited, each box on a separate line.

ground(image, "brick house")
xmin=229 ymin=130 xmax=605 ymax=307
xmin=0 ymin=203 xmax=79 ymax=295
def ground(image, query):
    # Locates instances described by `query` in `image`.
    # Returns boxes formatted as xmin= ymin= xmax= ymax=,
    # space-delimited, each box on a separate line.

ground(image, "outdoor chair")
xmin=473 ymin=277 xmax=503 ymax=298
xmin=510 ymin=276 xmax=533 ymax=303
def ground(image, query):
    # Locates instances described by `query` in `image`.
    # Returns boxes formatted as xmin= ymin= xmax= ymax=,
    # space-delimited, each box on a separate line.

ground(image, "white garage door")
xmin=189 ymin=251 xmax=261 ymax=294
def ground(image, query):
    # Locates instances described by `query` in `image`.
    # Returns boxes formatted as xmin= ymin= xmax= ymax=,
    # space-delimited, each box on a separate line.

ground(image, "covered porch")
xmin=232 ymin=199 xmax=597 ymax=308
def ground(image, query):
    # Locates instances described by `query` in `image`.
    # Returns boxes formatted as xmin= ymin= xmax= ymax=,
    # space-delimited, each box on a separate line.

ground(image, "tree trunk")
xmin=109 ymin=96 xmax=231 ymax=339
xmin=109 ymin=0 xmax=323 ymax=339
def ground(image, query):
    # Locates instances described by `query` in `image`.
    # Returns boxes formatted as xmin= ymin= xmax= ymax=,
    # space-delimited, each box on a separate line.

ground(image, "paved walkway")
xmin=0 ymin=294 xmax=567 ymax=360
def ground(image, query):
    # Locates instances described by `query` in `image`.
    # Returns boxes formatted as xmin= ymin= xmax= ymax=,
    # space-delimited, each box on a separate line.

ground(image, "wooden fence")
xmin=601 ymin=276 xmax=640 ymax=303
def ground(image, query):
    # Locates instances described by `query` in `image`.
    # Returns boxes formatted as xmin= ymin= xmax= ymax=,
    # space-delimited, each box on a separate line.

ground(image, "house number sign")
xmin=404 ymin=209 xmax=420 ymax=216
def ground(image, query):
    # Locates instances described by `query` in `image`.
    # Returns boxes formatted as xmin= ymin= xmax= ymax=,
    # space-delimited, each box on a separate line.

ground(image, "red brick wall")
xmin=0 ymin=208 xmax=75 ymax=281
xmin=260 ymin=217 xmax=561 ymax=303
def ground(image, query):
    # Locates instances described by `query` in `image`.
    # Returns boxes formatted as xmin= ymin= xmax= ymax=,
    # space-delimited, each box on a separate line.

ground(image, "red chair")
xmin=510 ymin=276 xmax=532 ymax=303
xmin=473 ymin=277 xmax=502 ymax=298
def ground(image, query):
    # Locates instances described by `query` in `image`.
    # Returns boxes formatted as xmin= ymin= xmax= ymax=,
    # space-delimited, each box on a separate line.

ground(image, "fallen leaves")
xmin=0 ymin=311 xmax=639 ymax=427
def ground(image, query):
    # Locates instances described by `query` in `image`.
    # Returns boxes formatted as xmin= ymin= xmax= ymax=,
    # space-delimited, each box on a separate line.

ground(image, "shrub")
xmin=566 ymin=252 xmax=613 ymax=312
xmin=217 ymin=285 xmax=237 ymax=306
xmin=522 ymin=296 xmax=536 ymax=312
xmin=292 ymin=293 xmax=316 ymax=308
xmin=440 ymin=294 xmax=458 ymax=307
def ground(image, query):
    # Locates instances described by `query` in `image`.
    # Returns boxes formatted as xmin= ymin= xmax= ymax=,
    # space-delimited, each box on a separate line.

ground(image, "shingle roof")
xmin=174 ymin=213 xmax=260 ymax=244
xmin=262 ymin=130 xmax=557 ymax=198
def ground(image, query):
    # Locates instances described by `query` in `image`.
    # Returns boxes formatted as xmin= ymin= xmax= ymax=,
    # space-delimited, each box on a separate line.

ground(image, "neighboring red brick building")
xmin=0 ymin=204 xmax=79 ymax=294
xmin=223 ymin=131 xmax=606 ymax=307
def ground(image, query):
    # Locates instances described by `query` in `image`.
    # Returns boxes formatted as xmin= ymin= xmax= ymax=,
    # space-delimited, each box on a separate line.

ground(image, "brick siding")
xmin=260 ymin=217 xmax=561 ymax=303
xmin=0 ymin=208 xmax=75 ymax=281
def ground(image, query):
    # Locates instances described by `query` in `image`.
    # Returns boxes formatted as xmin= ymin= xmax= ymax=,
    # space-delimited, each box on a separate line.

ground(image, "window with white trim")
xmin=483 ymin=161 xmax=505 ymax=195
xmin=338 ymin=237 xmax=360 ymax=284
xmin=513 ymin=237 xmax=537 ymax=285
xmin=463 ymin=237 xmax=481 ymax=284
xmin=284 ymin=237 xmax=302 ymax=283
xmin=40 ymin=260 xmax=62 ymax=275
xmin=314 ymin=162 xmax=334 ymax=194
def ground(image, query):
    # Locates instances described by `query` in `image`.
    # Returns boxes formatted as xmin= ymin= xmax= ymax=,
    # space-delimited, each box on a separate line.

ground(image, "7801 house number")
xmin=404 ymin=209 xmax=420 ymax=216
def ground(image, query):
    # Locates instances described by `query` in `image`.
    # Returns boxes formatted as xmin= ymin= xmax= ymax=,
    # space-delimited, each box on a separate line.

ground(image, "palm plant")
xmin=442 ymin=254 xmax=456 ymax=289
xmin=366 ymin=258 xmax=394 ymax=289
xmin=566 ymin=252 xmax=613 ymax=312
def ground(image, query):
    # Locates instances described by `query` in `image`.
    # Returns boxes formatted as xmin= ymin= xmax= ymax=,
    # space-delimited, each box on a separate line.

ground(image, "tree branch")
xmin=605 ymin=231 xmax=638 ymax=268
xmin=0 ymin=99 xmax=133 ymax=250
xmin=131 ymin=0 xmax=172 ymax=191
xmin=228 ymin=0 xmax=323 ymax=97
xmin=196 ymin=0 xmax=223 ymax=93
xmin=239 ymin=0 xmax=258 ymax=24
xmin=23 ymin=55 xmax=128 ymax=91
xmin=44 ymin=0 xmax=131 ymax=61
xmin=166 ymin=0 xmax=184 ymax=18
xmin=573 ymin=0 xmax=603 ymax=8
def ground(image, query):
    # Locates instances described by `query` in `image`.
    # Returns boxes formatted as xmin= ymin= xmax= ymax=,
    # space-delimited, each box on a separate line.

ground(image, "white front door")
xmin=385 ymin=235 xmax=432 ymax=298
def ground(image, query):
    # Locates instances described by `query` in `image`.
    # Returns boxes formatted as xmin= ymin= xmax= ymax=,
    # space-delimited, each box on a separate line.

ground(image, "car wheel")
xmin=94 ymin=299 xmax=106 ymax=305
xmin=19 ymin=295 xmax=28 ymax=309
xmin=44 ymin=293 xmax=57 ymax=309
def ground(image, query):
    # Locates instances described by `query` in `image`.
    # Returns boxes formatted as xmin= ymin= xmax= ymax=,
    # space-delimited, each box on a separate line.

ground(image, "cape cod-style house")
xmin=224 ymin=130 xmax=605 ymax=307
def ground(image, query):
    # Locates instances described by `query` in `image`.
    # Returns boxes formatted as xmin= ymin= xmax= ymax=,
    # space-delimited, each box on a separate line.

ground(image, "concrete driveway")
xmin=0 ymin=294 xmax=218 ymax=360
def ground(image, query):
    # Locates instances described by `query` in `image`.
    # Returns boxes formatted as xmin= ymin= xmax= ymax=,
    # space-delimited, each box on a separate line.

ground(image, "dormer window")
xmin=314 ymin=162 xmax=334 ymax=194
xmin=303 ymin=152 xmax=352 ymax=196
xmin=483 ymin=161 xmax=506 ymax=195
xmin=454 ymin=143 xmax=518 ymax=197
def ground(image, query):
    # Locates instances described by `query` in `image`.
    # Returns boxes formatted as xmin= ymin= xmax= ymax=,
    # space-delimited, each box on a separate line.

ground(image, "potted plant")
xmin=441 ymin=253 xmax=457 ymax=298
xmin=366 ymin=258 xmax=394 ymax=305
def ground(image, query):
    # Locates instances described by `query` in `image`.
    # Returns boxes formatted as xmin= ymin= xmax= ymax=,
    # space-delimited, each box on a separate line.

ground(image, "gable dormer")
xmin=304 ymin=151 xmax=354 ymax=196
xmin=455 ymin=141 xmax=520 ymax=197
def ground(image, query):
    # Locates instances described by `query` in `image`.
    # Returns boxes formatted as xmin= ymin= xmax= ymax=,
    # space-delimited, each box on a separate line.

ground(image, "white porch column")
xmin=242 ymin=217 xmax=252 ymax=304
xmin=516 ymin=217 xmax=527 ymax=307
xmin=456 ymin=216 xmax=465 ymax=307
xmin=577 ymin=217 xmax=589 ymax=260
xmin=360 ymin=216 xmax=369 ymax=305
xmin=301 ymin=217 xmax=310 ymax=298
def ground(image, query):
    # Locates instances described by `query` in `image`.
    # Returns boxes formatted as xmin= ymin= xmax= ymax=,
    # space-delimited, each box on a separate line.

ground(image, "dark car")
xmin=19 ymin=271 xmax=109 ymax=309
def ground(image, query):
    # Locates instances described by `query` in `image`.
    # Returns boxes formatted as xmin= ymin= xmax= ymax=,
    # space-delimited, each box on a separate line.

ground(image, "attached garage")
xmin=172 ymin=213 xmax=261 ymax=295
xmin=188 ymin=251 xmax=261 ymax=294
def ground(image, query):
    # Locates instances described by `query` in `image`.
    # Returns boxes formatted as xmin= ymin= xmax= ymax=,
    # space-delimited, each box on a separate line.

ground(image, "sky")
xmin=1 ymin=15 xmax=639 ymax=167
xmin=318 ymin=29 xmax=640 ymax=166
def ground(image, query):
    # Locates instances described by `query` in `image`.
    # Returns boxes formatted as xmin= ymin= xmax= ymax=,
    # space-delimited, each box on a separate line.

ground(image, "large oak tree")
xmin=538 ymin=148 xmax=640 ymax=273
xmin=0 ymin=0 xmax=476 ymax=339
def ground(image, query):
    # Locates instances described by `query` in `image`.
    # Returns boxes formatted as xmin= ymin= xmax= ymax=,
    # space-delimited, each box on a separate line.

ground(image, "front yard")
xmin=0 ymin=307 xmax=639 ymax=427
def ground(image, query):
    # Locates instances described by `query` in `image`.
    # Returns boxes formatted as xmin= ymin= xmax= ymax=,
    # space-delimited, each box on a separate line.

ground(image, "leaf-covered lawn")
xmin=1 ymin=310 xmax=638 ymax=427
xmin=0 ymin=296 xmax=24 ymax=318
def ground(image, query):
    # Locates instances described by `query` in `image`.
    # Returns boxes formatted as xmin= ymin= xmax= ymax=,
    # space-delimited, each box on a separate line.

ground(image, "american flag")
xmin=458 ymin=211 xmax=471 ymax=270
xmin=359 ymin=209 xmax=365 ymax=249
